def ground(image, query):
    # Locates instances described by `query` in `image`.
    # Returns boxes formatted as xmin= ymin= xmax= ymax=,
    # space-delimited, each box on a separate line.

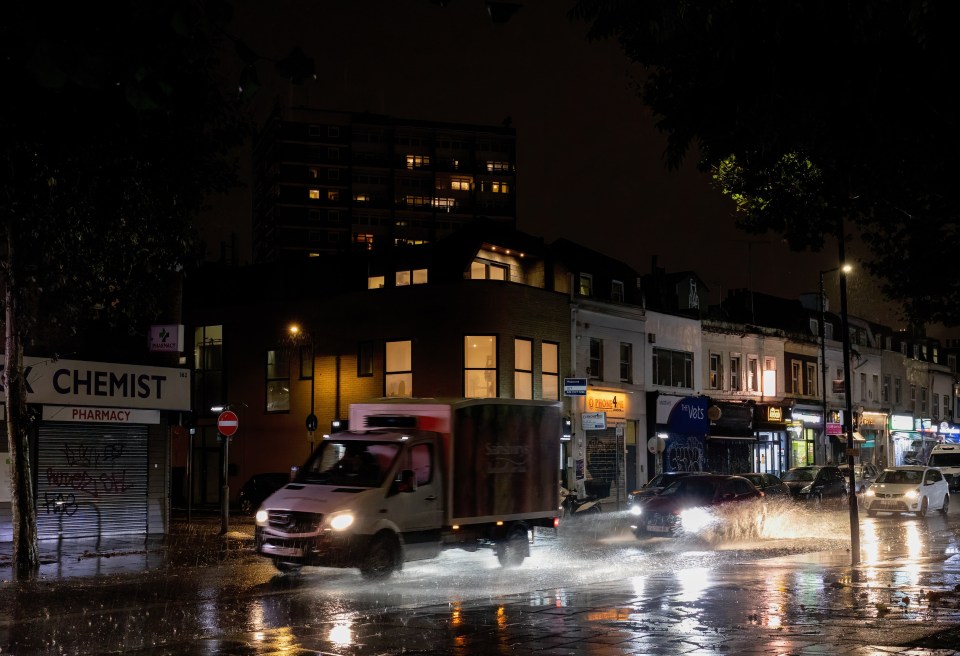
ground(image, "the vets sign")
xmin=0 ymin=357 xmax=190 ymax=411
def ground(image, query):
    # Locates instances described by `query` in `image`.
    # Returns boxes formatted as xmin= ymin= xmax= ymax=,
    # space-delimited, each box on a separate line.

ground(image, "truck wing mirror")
xmin=396 ymin=469 xmax=417 ymax=493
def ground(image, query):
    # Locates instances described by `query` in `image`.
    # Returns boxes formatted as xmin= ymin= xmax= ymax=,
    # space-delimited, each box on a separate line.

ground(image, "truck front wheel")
xmin=496 ymin=526 xmax=529 ymax=568
xmin=360 ymin=533 xmax=401 ymax=580
xmin=273 ymin=560 xmax=302 ymax=574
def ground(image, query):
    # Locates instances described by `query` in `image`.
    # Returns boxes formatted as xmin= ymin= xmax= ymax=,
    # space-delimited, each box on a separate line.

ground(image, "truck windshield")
xmin=298 ymin=440 xmax=400 ymax=487
xmin=929 ymin=453 xmax=960 ymax=467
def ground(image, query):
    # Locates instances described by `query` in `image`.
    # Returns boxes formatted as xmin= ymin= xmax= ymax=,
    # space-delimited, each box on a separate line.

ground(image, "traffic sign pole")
xmin=217 ymin=410 xmax=239 ymax=535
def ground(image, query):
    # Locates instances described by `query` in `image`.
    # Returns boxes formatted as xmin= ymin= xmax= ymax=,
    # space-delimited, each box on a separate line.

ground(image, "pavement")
xmin=1 ymin=512 xmax=960 ymax=655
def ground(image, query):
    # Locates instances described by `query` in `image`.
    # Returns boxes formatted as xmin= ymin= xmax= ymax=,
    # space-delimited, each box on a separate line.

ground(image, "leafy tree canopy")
xmin=571 ymin=0 xmax=960 ymax=325
xmin=1 ymin=0 xmax=249 ymax=349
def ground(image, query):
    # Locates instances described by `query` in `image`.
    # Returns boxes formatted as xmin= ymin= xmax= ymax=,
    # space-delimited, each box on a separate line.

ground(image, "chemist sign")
xmin=0 ymin=356 xmax=191 ymax=411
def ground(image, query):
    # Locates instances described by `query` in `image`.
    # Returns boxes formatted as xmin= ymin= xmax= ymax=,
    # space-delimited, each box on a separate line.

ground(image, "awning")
xmin=832 ymin=432 xmax=867 ymax=443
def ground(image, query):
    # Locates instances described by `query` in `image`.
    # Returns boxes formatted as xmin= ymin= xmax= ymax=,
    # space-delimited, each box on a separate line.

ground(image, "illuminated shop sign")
xmin=890 ymin=414 xmax=913 ymax=431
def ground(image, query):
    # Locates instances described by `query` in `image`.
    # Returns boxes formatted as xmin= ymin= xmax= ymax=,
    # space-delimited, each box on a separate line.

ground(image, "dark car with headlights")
xmin=736 ymin=472 xmax=790 ymax=497
xmin=631 ymin=474 xmax=764 ymax=538
xmin=781 ymin=465 xmax=847 ymax=503
xmin=627 ymin=471 xmax=700 ymax=507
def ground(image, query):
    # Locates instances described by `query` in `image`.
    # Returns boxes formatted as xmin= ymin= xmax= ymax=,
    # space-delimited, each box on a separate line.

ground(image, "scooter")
xmin=559 ymin=485 xmax=602 ymax=519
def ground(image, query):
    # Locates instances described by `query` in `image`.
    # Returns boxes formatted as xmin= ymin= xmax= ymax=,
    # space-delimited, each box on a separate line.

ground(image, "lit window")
xmin=412 ymin=269 xmax=428 ymax=284
xmin=327 ymin=190 xmax=340 ymax=201
xmin=353 ymin=193 xmax=370 ymax=203
xmin=541 ymin=342 xmax=559 ymax=400
xmin=367 ymin=276 xmax=385 ymax=289
xmin=406 ymin=154 xmax=430 ymax=169
xmin=450 ymin=177 xmax=472 ymax=191
xmin=491 ymin=181 xmax=510 ymax=194
xmin=486 ymin=161 xmax=511 ymax=172
xmin=396 ymin=271 xmax=411 ymax=286
xmin=355 ymin=233 xmax=374 ymax=251
xmin=515 ymin=338 xmax=533 ymax=400
xmin=309 ymin=167 xmax=319 ymax=179
xmin=386 ymin=340 xmax=412 ymax=397
xmin=432 ymin=197 xmax=455 ymax=210
xmin=464 ymin=335 xmax=497 ymax=398
xmin=579 ymin=273 xmax=593 ymax=297
xmin=309 ymin=189 xmax=320 ymax=199
xmin=470 ymin=259 xmax=508 ymax=280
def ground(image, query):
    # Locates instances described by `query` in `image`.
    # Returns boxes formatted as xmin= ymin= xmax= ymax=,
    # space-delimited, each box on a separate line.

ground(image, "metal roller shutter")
xmin=37 ymin=423 xmax=148 ymax=539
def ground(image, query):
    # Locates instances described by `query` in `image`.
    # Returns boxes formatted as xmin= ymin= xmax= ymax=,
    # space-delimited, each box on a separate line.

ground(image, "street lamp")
xmin=831 ymin=218 xmax=861 ymax=566
xmin=289 ymin=323 xmax=318 ymax=452
xmin=819 ymin=264 xmax=852 ymax=465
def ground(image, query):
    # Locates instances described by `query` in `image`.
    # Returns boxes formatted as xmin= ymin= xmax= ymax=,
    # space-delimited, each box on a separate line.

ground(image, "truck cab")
xmin=255 ymin=428 xmax=443 ymax=577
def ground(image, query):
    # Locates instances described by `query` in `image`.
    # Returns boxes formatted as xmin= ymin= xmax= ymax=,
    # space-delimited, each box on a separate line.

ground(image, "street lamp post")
xmin=819 ymin=270 xmax=830 ymax=464
xmin=290 ymin=324 xmax=318 ymax=452
xmin=836 ymin=221 xmax=861 ymax=566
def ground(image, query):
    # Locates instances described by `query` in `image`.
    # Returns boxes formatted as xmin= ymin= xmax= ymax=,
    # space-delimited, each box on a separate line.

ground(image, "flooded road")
xmin=2 ymin=501 xmax=959 ymax=654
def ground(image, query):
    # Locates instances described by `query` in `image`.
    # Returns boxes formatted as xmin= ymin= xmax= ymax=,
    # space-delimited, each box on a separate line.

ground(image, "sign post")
xmin=217 ymin=410 xmax=239 ymax=535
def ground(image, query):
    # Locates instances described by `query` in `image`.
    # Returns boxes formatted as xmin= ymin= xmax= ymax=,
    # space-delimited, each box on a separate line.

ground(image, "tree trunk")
xmin=3 ymin=222 xmax=40 ymax=576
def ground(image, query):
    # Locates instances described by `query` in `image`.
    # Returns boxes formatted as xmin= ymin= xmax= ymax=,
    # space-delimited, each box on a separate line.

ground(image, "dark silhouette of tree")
xmin=571 ymin=0 xmax=960 ymax=326
xmin=0 ymin=1 xmax=270 ymax=576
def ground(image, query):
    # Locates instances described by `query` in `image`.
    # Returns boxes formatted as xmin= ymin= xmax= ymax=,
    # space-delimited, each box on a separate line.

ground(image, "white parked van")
xmin=927 ymin=443 xmax=960 ymax=491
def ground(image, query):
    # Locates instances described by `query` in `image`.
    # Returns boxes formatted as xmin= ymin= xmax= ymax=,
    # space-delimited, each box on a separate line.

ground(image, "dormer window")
xmin=611 ymin=280 xmax=624 ymax=303
xmin=579 ymin=273 xmax=593 ymax=297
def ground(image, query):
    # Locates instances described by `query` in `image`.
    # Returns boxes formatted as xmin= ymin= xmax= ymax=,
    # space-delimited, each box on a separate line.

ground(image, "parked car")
xmin=838 ymin=463 xmax=880 ymax=494
xmin=781 ymin=465 xmax=847 ymax=503
xmin=238 ymin=472 xmax=290 ymax=515
xmin=631 ymin=474 xmax=765 ymax=538
xmin=627 ymin=471 xmax=700 ymax=507
xmin=736 ymin=472 xmax=790 ymax=497
xmin=863 ymin=466 xmax=950 ymax=517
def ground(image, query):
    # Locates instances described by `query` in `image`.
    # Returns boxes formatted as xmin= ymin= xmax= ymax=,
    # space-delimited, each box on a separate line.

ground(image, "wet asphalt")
xmin=1 ymin=510 xmax=960 ymax=655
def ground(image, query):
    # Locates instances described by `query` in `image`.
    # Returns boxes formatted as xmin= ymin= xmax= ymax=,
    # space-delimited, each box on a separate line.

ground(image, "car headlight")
xmin=255 ymin=509 xmax=269 ymax=525
xmin=679 ymin=507 xmax=715 ymax=532
xmin=328 ymin=513 xmax=355 ymax=531
xmin=800 ymin=485 xmax=812 ymax=494
xmin=629 ymin=504 xmax=643 ymax=516
xmin=864 ymin=488 xmax=875 ymax=497
xmin=904 ymin=489 xmax=919 ymax=500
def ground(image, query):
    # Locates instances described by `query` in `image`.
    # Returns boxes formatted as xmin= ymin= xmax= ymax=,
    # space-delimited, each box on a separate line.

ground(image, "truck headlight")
xmin=255 ymin=509 xmax=269 ymax=525
xmin=329 ymin=513 xmax=355 ymax=531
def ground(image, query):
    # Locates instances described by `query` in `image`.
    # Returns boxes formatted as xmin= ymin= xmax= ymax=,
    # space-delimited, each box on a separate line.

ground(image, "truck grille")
xmin=267 ymin=510 xmax=323 ymax=533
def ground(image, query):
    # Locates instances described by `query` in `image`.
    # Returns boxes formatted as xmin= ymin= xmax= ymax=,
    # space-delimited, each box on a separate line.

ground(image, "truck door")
xmin=388 ymin=440 xmax=443 ymax=559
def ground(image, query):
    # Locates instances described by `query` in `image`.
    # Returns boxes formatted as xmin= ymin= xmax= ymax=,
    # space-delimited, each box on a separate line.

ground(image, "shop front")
xmin=753 ymin=403 xmax=790 ymax=477
xmin=580 ymin=388 xmax=635 ymax=507
xmin=0 ymin=357 xmax=190 ymax=542
xmin=648 ymin=393 xmax=708 ymax=474
xmin=858 ymin=411 xmax=888 ymax=466
xmin=788 ymin=405 xmax=822 ymax=468
xmin=706 ymin=400 xmax=755 ymax=474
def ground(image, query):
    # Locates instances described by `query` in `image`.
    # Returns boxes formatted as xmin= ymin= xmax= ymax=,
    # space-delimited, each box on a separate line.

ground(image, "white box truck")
xmin=928 ymin=442 xmax=960 ymax=491
xmin=254 ymin=398 xmax=561 ymax=578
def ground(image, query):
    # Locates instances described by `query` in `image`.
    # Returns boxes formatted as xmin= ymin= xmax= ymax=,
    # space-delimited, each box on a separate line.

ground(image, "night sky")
xmin=201 ymin=0 xmax=910 ymax=332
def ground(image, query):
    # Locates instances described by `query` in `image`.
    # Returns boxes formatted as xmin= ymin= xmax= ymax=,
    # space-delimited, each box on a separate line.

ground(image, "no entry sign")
xmin=217 ymin=410 xmax=239 ymax=437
